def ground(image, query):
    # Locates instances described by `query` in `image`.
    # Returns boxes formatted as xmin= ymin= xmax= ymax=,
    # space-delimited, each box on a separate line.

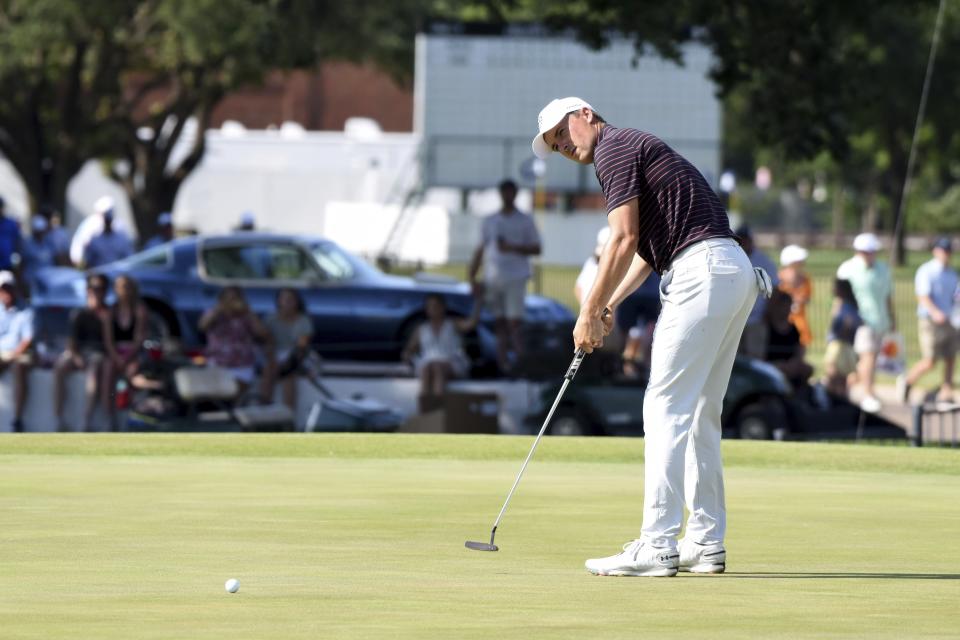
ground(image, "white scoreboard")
xmin=414 ymin=25 xmax=722 ymax=192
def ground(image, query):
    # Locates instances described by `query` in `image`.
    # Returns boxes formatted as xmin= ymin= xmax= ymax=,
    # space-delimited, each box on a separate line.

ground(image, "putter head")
xmin=465 ymin=540 xmax=499 ymax=552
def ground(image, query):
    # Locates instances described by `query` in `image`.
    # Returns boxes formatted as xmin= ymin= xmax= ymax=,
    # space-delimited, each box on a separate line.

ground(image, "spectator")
xmin=44 ymin=206 xmax=72 ymax=266
xmin=199 ymin=286 xmax=269 ymax=394
xmin=70 ymin=196 xmax=133 ymax=267
xmin=105 ymin=275 xmax=148 ymax=428
xmin=764 ymin=289 xmax=814 ymax=389
xmin=236 ymin=211 xmax=256 ymax=232
xmin=778 ymin=244 xmax=813 ymax=347
xmin=53 ymin=274 xmax=111 ymax=431
xmin=83 ymin=205 xmax=134 ymax=268
xmin=0 ymin=195 xmax=22 ymax=272
xmin=261 ymin=288 xmax=314 ymax=410
xmin=468 ymin=179 xmax=541 ymax=372
xmin=0 ymin=271 xmax=34 ymax=431
xmin=735 ymin=225 xmax=779 ymax=359
xmin=142 ymin=212 xmax=174 ymax=250
xmin=821 ymin=278 xmax=862 ymax=398
xmin=897 ymin=237 xmax=958 ymax=404
xmin=20 ymin=215 xmax=57 ymax=286
xmin=402 ymin=294 xmax=479 ymax=411
xmin=837 ymin=233 xmax=895 ymax=413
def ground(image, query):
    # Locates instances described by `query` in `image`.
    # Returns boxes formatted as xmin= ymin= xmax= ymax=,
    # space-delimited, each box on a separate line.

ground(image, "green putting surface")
xmin=1 ymin=435 xmax=958 ymax=639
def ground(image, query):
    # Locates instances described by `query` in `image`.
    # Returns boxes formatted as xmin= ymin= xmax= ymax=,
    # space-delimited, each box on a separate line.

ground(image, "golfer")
xmin=532 ymin=97 xmax=767 ymax=576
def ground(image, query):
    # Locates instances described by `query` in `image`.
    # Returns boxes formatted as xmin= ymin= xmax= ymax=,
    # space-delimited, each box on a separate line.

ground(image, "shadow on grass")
xmin=722 ymin=572 xmax=960 ymax=580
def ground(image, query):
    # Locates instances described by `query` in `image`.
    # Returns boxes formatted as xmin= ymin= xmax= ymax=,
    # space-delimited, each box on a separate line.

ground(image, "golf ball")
xmin=225 ymin=578 xmax=240 ymax=594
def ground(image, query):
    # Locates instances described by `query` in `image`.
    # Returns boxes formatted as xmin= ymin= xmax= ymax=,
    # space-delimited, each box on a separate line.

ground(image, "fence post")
xmin=911 ymin=404 xmax=924 ymax=447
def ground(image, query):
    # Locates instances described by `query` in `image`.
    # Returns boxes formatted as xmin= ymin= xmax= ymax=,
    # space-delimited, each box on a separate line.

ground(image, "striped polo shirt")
xmin=593 ymin=126 xmax=732 ymax=274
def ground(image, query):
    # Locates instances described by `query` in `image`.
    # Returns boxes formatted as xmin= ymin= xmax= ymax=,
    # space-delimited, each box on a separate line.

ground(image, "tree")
xmin=0 ymin=0 xmax=444 ymax=239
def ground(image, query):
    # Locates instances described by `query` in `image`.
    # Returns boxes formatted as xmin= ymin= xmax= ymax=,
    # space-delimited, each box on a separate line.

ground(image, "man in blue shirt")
xmin=0 ymin=271 xmax=34 ymax=431
xmin=898 ymin=237 xmax=958 ymax=403
xmin=83 ymin=207 xmax=134 ymax=268
xmin=0 ymin=196 xmax=22 ymax=271
xmin=20 ymin=215 xmax=57 ymax=285
xmin=143 ymin=212 xmax=174 ymax=250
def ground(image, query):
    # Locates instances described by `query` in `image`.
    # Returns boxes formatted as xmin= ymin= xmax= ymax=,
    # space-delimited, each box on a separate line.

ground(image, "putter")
xmin=466 ymin=348 xmax=588 ymax=552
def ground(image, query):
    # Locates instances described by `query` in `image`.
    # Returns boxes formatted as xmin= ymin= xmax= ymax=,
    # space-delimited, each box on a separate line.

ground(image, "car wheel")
xmin=548 ymin=408 xmax=589 ymax=436
xmin=735 ymin=399 xmax=786 ymax=440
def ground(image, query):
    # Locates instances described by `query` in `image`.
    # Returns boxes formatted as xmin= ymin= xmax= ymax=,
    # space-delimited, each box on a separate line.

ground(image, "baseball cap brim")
xmin=532 ymin=133 xmax=552 ymax=160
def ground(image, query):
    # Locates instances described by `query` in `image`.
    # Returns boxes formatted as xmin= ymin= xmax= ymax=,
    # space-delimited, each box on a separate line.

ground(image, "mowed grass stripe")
xmin=0 ymin=454 xmax=958 ymax=639
xmin=0 ymin=433 xmax=958 ymax=476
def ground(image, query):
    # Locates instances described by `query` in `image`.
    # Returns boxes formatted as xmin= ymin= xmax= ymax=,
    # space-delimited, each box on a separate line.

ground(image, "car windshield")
xmin=309 ymin=241 xmax=379 ymax=281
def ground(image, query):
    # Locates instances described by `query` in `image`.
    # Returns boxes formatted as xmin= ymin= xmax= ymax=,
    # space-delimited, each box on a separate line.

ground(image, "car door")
xmin=198 ymin=239 xmax=356 ymax=352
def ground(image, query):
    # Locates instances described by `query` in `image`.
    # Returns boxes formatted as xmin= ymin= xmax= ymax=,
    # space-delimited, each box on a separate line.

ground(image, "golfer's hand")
xmin=601 ymin=307 xmax=615 ymax=336
xmin=573 ymin=310 xmax=605 ymax=353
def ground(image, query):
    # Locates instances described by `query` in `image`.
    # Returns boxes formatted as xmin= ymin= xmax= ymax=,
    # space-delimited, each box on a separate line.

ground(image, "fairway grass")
xmin=1 ymin=435 xmax=958 ymax=639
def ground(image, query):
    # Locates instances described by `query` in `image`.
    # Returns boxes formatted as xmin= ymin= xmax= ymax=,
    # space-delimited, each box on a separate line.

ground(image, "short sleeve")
xmin=915 ymin=265 xmax=931 ymax=297
xmin=296 ymin=315 xmax=314 ymax=339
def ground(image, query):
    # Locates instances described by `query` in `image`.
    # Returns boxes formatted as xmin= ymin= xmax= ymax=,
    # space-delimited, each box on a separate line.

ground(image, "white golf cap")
xmin=0 ymin=270 xmax=15 ymax=288
xmin=531 ymin=97 xmax=594 ymax=160
xmin=780 ymin=244 xmax=809 ymax=266
xmin=853 ymin=232 xmax=882 ymax=253
xmin=94 ymin=195 xmax=115 ymax=216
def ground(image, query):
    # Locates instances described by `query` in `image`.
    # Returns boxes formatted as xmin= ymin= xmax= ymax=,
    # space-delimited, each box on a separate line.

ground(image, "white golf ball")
xmin=225 ymin=578 xmax=240 ymax=594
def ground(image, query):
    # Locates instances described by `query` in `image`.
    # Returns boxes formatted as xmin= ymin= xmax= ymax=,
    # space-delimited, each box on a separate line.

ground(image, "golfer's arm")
xmin=917 ymin=294 xmax=939 ymax=319
xmin=607 ymin=254 xmax=653 ymax=310
xmin=581 ymin=200 xmax=640 ymax=317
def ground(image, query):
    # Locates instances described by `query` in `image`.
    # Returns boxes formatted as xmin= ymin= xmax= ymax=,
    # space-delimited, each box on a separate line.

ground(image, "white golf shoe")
xmin=678 ymin=538 xmax=726 ymax=574
xmin=585 ymin=540 xmax=679 ymax=577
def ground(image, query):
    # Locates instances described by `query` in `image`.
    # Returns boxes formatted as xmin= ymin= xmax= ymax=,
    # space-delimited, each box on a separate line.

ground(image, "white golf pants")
xmin=641 ymin=238 xmax=757 ymax=547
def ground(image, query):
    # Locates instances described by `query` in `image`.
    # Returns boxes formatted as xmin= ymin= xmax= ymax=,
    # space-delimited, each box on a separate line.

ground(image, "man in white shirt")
xmin=468 ymin=180 xmax=541 ymax=372
xmin=898 ymin=237 xmax=958 ymax=403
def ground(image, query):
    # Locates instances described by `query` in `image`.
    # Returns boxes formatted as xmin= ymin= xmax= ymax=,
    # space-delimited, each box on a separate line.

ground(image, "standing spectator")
xmin=199 ymin=286 xmax=270 ymax=394
xmin=778 ymin=244 xmax=813 ymax=347
xmin=142 ymin=212 xmax=175 ymax=250
xmin=70 ymin=196 xmax=133 ymax=267
xmin=401 ymin=294 xmax=479 ymax=411
xmin=53 ymin=274 xmax=111 ymax=431
xmin=468 ymin=179 xmax=541 ymax=372
xmin=735 ymin=225 xmax=779 ymax=359
xmin=105 ymin=275 xmax=148 ymax=428
xmin=837 ymin=233 xmax=895 ymax=413
xmin=20 ymin=215 xmax=57 ymax=286
xmin=0 ymin=271 xmax=35 ymax=431
xmin=897 ymin=237 xmax=958 ymax=404
xmin=821 ymin=278 xmax=862 ymax=398
xmin=44 ymin=206 xmax=72 ymax=266
xmin=261 ymin=288 xmax=314 ymax=410
xmin=236 ymin=211 xmax=256 ymax=231
xmin=83 ymin=206 xmax=134 ymax=268
xmin=0 ymin=196 xmax=22 ymax=272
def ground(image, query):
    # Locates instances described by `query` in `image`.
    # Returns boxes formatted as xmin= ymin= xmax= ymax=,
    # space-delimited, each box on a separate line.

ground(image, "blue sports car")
xmin=31 ymin=233 xmax=575 ymax=369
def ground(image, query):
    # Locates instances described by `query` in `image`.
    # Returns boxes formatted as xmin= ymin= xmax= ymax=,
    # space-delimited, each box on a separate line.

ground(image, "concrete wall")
xmin=0 ymin=370 xmax=541 ymax=435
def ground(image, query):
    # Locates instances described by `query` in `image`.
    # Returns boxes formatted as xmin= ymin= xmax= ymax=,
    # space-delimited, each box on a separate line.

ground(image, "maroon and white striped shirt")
xmin=593 ymin=126 xmax=732 ymax=274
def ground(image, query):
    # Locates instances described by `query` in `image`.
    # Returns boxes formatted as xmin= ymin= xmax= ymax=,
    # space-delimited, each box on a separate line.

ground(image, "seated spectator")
xmin=402 ymin=294 xmax=479 ymax=412
xmin=54 ymin=274 xmax=111 ymax=431
xmin=765 ymin=289 xmax=814 ymax=389
xmin=0 ymin=271 xmax=35 ymax=431
xmin=822 ymin=278 xmax=863 ymax=397
xmin=199 ymin=286 xmax=269 ymax=395
xmin=105 ymin=275 xmax=148 ymax=428
xmin=20 ymin=215 xmax=57 ymax=287
xmin=778 ymin=244 xmax=813 ymax=347
xmin=261 ymin=288 xmax=314 ymax=410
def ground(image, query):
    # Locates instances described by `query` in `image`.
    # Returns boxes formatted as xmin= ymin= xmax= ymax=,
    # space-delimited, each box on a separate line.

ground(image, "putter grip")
xmin=564 ymin=349 xmax=587 ymax=380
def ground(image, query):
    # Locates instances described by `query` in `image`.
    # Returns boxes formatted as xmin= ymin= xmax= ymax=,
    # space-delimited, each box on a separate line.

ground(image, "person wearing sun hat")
xmin=837 ymin=232 xmax=895 ymax=413
xmin=778 ymin=244 xmax=813 ymax=347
